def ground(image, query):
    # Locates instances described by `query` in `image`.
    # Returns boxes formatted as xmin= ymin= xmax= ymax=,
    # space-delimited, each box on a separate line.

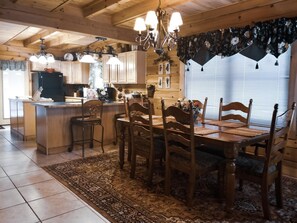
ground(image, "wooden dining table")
xmin=116 ymin=117 xmax=270 ymax=215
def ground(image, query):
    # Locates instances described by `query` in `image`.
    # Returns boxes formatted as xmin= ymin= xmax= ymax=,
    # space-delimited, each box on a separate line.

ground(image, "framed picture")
xmin=165 ymin=76 xmax=171 ymax=88
xmin=158 ymin=63 xmax=163 ymax=74
xmin=158 ymin=76 xmax=163 ymax=88
xmin=164 ymin=61 xmax=170 ymax=74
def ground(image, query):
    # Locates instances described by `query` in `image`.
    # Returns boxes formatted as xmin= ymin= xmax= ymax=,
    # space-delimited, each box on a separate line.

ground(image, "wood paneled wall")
xmin=146 ymin=48 xmax=184 ymax=115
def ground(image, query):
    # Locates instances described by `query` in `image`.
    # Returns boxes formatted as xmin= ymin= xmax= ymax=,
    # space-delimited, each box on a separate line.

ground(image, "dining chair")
xmin=201 ymin=98 xmax=253 ymax=157
xmin=128 ymin=98 xmax=165 ymax=185
xmin=69 ymin=99 xmax=104 ymax=158
xmin=113 ymin=96 xmax=144 ymax=145
xmin=192 ymin=97 xmax=208 ymax=123
xmin=161 ymin=99 xmax=224 ymax=206
xmin=219 ymin=98 xmax=253 ymax=124
xmin=235 ymin=102 xmax=296 ymax=220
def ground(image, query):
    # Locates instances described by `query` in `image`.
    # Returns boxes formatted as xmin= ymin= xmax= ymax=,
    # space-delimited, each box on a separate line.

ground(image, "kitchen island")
xmin=9 ymin=98 xmax=53 ymax=140
xmin=33 ymin=101 xmax=125 ymax=155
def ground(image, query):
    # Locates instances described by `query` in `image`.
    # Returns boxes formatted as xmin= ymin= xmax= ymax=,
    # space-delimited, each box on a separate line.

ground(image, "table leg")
xmin=118 ymin=122 xmax=125 ymax=169
xmin=224 ymin=158 xmax=236 ymax=215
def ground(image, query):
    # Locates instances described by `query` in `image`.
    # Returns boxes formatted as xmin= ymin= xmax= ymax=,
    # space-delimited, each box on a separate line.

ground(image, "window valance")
xmin=177 ymin=17 xmax=297 ymax=66
xmin=0 ymin=60 xmax=26 ymax=71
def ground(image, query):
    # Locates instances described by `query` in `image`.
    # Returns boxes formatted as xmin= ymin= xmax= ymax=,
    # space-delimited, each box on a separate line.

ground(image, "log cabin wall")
xmin=146 ymin=48 xmax=184 ymax=115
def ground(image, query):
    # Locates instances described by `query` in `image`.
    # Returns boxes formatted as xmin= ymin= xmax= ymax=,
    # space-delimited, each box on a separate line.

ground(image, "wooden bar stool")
xmin=69 ymin=99 xmax=104 ymax=158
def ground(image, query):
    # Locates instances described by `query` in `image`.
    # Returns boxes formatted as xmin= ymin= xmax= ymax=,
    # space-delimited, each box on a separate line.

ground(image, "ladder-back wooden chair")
xmin=128 ymin=99 xmax=164 ymax=185
xmin=192 ymin=97 xmax=208 ymax=123
xmin=219 ymin=98 xmax=253 ymax=125
xmin=161 ymin=99 xmax=223 ymax=206
xmin=235 ymin=102 xmax=296 ymax=220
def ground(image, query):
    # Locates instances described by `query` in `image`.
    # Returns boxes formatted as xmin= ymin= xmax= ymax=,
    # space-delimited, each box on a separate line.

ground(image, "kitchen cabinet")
xmin=102 ymin=51 xmax=146 ymax=84
xmin=102 ymin=55 xmax=110 ymax=83
xmin=126 ymin=51 xmax=146 ymax=84
xmin=60 ymin=61 xmax=89 ymax=84
xmin=31 ymin=60 xmax=61 ymax=71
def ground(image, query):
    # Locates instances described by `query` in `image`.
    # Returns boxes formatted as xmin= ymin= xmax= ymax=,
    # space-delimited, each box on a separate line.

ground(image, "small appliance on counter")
xmin=105 ymin=87 xmax=117 ymax=102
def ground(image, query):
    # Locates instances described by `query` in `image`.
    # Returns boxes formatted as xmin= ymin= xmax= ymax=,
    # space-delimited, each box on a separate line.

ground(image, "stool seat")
xmin=69 ymin=99 xmax=104 ymax=158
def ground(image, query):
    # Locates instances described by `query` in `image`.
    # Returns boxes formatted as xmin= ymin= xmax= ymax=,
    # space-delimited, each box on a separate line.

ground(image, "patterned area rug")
xmin=44 ymin=151 xmax=297 ymax=223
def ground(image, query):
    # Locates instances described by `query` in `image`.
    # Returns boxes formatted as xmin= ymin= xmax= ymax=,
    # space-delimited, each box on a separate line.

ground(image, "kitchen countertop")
xmin=32 ymin=101 xmax=124 ymax=108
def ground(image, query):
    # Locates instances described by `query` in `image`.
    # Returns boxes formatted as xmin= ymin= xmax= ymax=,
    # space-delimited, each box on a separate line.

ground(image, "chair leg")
xmin=101 ymin=124 xmax=104 ymax=153
xmin=275 ymin=176 xmax=283 ymax=208
xmin=261 ymin=183 xmax=271 ymax=220
xmin=127 ymin=129 xmax=132 ymax=162
xmin=187 ymin=173 xmax=195 ymax=206
xmin=89 ymin=125 xmax=94 ymax=148
xmin=130 ymin=147 xmax=136 ymax=179
xmin=164 ymin=158 xmax=171 ymax=195
xmin=68 ymin=123 xmax=74 ymax=152
xmin=82 ymin=126 xmax=85 ymax=158
xmin=113 ymin=115 xmax=118 ymax=145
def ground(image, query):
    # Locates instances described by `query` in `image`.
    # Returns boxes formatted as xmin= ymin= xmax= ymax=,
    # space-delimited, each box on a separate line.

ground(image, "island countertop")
xmin=32 ymin=101 xmax=124 ymax=108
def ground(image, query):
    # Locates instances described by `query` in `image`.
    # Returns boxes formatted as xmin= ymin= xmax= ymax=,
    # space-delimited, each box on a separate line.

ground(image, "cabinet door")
xmin=60 ymin=61 xmax=72 ymax=83
xmin=48 ymin=60 xmax=61 ymax=71
xmin=102 ymin=55 xmax=110 ymax=83
xmin=117 ymin=53 xmax=127 ymax=83
xmin=31 ymin=62 xmax=45 ymax=71
xmin=109 ymin=64 xmax=118 ymax=83
xmin=71 ymin=62 xmax=89 ymax=84
xmin=126 ymin=52 xmax=137 ymax=83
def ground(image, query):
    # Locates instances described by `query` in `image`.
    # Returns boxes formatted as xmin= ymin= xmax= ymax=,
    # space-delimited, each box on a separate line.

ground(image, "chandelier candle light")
xmin=134 ymin=0 xmax=183 ymax=55
xmin=29 ymin=38 xmax=55 ymax=64
xmin=75 ymin=37 xmax=122 ymax=65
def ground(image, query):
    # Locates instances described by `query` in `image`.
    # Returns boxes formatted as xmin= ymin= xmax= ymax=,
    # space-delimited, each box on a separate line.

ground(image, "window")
xmin=185 ymin=47 xmax=291 ymax=126
xmin=1 ymin=69 xmax=28 ymax=120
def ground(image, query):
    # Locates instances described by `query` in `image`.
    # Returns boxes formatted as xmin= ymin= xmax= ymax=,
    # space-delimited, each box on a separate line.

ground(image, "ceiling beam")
xmin=83 ymin=0 xmax=121 ymax=18
xmin=181 ymin=0 xmax=297 ymax=36
xmin=112 ymin=0 xmax=191 ymax=26
xmin=23 ymin=30 xmax=59 ymax=46
xmin=0 ymin=0 xmax=136 ymax=43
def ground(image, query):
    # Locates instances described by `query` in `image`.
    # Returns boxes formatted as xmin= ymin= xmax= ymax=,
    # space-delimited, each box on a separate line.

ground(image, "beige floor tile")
xmin=42 ymin=207 xmax=108 ymax=223
xmin=9 ymin=169 xmax=53 ymax=187
xmin=0 ymin=188 xmax=25 ymax=209
xmin=0 ymin=203 xmax=39 ymax=223
xmin=0 ymin=168 xmax=6 ymax=178
xmin=0 ymin=155 xmax=33 ymax=167
xmin=18 ymin=179 xmax=67 ymax=201
xmin=29 ymin=191 xmax=84 ymax=220
xmin=2 ymin=162 xmax=41 ymax=176
xmin=0 ymin=177 xmax=15 ymax=191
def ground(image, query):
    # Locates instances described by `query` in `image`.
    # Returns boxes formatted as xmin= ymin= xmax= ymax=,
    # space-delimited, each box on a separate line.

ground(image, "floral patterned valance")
xmin=177 ymin=17 xmax=297 ymax=65
xmin=0 ymin=60 xmax=26 ymax=71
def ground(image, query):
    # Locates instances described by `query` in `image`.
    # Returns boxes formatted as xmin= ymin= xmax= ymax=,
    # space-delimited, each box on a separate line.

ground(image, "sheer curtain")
xmin=185 ymin=46 xmax=291 ymax=126
xmin=0 ymin=61 xmax=29 ymax=124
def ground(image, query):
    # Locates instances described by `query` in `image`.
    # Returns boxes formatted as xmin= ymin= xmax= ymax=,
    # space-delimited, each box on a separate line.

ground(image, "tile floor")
xmin=0 ymin=126 xmax=115 ymax=223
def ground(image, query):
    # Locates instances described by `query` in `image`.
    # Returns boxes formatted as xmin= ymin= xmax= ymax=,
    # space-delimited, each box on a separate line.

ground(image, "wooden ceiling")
xmin=0 ymin=0 xmax=296 ymax=60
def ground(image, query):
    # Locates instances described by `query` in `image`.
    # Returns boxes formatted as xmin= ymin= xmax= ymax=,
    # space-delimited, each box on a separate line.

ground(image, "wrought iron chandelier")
xmin=29 ymin=38 xmax=55 ymax=64
xmin=74 ymin=37 xmax=122 ymax=65
xmin=133 ymin=0 xmax=183 ymax=55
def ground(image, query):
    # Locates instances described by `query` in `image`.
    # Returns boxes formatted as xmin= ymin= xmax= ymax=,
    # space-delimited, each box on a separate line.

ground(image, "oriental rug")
xmin=44 ymin=151 xmax=297 ymax=223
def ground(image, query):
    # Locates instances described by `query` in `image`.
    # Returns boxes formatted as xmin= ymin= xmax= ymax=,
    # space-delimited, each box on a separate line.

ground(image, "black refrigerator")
xmin=32 ymin=72 xmax=65 ymax=102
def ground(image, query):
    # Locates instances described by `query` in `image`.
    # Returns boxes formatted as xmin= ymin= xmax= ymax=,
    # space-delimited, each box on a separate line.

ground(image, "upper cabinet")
xmin=31 ymin=60 xmax=61 ymax=72
xmin=102 ymin=51 xmax=146 ymax=84
xmin=31 ymin=61 xmax=89 ymax=84
xmin=60 ymin=61 xmax=89 ymax=84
